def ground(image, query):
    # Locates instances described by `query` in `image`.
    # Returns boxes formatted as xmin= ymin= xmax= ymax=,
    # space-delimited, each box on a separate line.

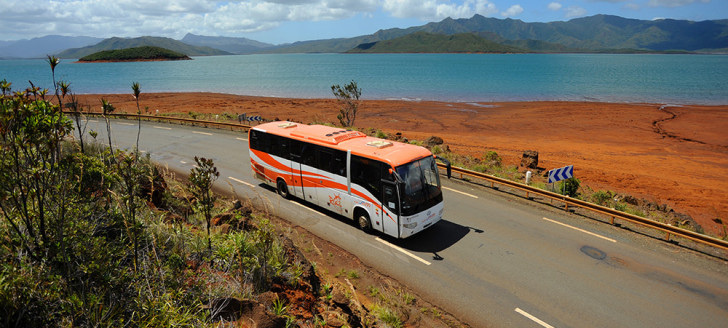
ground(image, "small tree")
xmin=100 ymin=98 xmax=116 ymax=156
xmin=132 ymin=82 xmax=141 ymax=155
xmin=331 ymin=80 xmax=362 ymax=127
xmin=188 ymin=156 xmax=219 ymax=262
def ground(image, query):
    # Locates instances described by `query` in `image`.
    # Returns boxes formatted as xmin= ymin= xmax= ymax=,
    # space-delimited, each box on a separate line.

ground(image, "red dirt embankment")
xmin=74 ymin=93 xmax=728 ymax=237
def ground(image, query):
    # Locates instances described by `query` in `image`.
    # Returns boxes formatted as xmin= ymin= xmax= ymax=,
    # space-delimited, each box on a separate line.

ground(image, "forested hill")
xmin=78 ymin=46 xmax=191 ymax=62
xmin=58 ymin=36 xmax=230 ymax=58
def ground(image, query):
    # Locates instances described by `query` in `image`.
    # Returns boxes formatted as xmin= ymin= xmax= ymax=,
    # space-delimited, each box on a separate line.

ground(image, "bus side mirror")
xmin=434 ymin=155 xmax=451 ymax=179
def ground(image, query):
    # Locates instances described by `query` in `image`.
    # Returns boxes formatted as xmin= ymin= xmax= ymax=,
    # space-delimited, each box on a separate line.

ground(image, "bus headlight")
xmin=403 ymin=222 xmax=418 ymax=229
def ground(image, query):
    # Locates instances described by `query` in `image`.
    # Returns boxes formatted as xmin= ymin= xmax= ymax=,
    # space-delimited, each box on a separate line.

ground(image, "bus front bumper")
xmin=399 ymin=202 xmax=444 ymax=238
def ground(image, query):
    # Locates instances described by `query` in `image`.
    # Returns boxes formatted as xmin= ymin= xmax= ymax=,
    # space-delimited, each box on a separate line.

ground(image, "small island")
xmin=77 ymin=46 xmax=191 ymax=62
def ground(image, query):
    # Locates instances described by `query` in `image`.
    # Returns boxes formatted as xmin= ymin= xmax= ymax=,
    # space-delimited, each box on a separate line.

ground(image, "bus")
xmin=248 ymin=121 xmax=444 ymax=238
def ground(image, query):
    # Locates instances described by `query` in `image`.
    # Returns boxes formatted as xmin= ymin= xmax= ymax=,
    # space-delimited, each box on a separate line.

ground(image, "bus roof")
xmin=252 ymin=121 xmax=433 ymax=167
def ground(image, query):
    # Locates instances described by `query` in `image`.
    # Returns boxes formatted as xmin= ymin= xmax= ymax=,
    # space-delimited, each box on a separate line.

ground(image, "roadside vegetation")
xmin=0 ymin=61 xmax=466 ymax=326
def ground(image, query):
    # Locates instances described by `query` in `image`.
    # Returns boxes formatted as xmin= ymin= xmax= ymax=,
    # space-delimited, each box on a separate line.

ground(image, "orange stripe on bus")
xmin=251 ymin=149 xmax=326 ymax=179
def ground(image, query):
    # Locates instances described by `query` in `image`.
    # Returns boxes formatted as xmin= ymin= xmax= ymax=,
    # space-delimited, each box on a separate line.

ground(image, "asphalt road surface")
xmin=78 ymin=118 xmax=728 ymax=328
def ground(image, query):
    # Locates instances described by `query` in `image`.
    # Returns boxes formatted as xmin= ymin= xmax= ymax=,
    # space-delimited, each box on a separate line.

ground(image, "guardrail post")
xmin=610 ymin=216 xmax=615 ymax=225
xmin=665 ymin=232 xmax=671 ymax=242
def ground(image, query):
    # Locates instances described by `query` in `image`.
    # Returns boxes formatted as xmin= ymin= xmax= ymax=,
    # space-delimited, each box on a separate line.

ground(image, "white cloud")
xmin=565 ymin=6 xmax=587 ymax=18
xmin=548 ymin=2 xmax=562 ymax=11
xmin=382 ymin=0 xmax=498 ymax=21
xmin=501 ymin=5 xmax=524 ymax=18
xmin=648 ymin=0 xmax=710 ymax=7
xmin=0 ymin=0 xmax=381 ymax=40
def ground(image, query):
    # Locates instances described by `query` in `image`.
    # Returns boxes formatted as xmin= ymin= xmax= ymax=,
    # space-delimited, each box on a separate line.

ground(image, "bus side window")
xmin=333 ymin=150 xmax=346 ymax=176
xmin=383 ymin=184 xmax=397 ymax=212
xmin=250 ymin=130 xmax=270 ymax=153
xmin=301 ymin=144 xmax=316 ymax=168
xmin=317 ymin=148 xmax=333 ymax=173
xmin=382 ymin=164 xmax=394 ymax=182
xmin=290 ymin=140 xmax=303 ymax=158
xmin=351 ymin=155 xmax=382 ymax=201
xmin=269 ymin=135 xmax=290 ymax=160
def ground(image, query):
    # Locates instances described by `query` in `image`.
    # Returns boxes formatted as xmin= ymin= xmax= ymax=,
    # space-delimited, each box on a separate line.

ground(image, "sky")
xmin=0 ymin=0 xmax=725 ymax=44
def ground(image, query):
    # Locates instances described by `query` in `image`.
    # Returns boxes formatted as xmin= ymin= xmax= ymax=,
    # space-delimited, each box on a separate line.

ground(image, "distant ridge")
xmin=265 ymin=14 xmax=728 ymax=53
xmin=347 ymin=32 xmax=525 ymax=53
xmin=180 ymin=33 xmax=272 ymax=54
xmin=57 ymin=36 xmax=230 ymax=58
xmin=0 ymin=35 xmax=103 ymax=59
xmin=3 ymin=14 xmax=726 ymax=57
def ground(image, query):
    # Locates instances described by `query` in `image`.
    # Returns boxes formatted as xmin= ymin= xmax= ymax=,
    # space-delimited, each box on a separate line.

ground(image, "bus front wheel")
xmin=277 ymin=179 xmax=289 ymax=199
xmin=356 ymin=211 xmax=372 ymax=234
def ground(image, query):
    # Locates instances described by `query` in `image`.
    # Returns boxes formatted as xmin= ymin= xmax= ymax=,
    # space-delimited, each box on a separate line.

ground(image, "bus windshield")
xmin=395 ymin=156 xmax=443 ymax=217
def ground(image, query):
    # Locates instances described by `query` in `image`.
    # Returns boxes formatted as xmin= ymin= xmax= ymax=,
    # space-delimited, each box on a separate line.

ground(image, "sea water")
xmin=1 ymin=53 xmax=726 ymax=104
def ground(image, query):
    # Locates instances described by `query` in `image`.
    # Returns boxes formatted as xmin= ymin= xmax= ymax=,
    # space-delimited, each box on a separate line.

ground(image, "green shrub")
xmin=625 ymin=207 xmax=646 ymax=217
xmin=592 ymin=190 xmax=612 ymax=206
xmin=374 ymin=305 xmax=403 ymax=328
xmin=484 ymin=151 xmax=501 ymax=166
xmin=557 ymin=178 xmax=580 ymax=197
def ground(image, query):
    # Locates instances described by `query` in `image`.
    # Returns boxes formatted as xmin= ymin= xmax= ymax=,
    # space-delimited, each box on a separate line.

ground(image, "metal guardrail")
xmin=438 ymin=163 xmax=728 ymax=252
xmin=66 ymin=111 xmax=253 ymax=132
xmin=65 ymin=111 xmax=728 ymax=252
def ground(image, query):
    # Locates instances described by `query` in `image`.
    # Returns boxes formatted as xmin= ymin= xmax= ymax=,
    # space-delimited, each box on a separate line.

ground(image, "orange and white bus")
xmin=249 ymin=121 xmax=444 ymax=238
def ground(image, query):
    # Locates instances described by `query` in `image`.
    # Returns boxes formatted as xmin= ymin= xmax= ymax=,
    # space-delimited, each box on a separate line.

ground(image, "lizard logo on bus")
xmin=329 ymin=194 xmax=342 ymax=208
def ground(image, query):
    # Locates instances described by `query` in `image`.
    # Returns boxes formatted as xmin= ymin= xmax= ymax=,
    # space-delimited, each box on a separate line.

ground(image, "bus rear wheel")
xmin=277 ymin=179 xmax=289 ymax=199
xmin=356 ymin=211 xmax=372 ymax=234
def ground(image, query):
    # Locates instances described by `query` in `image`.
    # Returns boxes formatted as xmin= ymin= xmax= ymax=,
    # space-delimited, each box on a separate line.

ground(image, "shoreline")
xmin=72 ymin=92 xmax=728 ymax=237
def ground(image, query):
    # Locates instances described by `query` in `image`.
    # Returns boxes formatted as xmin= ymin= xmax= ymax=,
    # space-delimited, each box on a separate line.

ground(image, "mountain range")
xmin=1 ymin=14 xmax=726 ymax=59
xmin=270 ymin=14 xmax=728 ymax=53
xmin=0 ymin=35 xmax=103 ymax=59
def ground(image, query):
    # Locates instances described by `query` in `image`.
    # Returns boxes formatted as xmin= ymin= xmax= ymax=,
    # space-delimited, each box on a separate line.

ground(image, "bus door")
xmin=289 ymin=153 xmax=305 ymax=199
xmin=382 ymin=180 xmax=400 ymax=237
xmin=300 ymin=144 xmax=319 ymax=205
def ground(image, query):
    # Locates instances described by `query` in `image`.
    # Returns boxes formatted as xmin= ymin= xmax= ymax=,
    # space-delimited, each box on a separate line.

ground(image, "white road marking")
xmin=236 ymin=137 xmax=248 ymax=141
xmin=192 ymin=131 xmax=212 ymax=136
xmin=292 ymin=201 xmax=326 ymax=216
xmin=442 ymin=186 xmax=478 ymax=198
xmin=118 ymin=122 xmax=134 ymax=126
xmin=153 ymin=126 xmax=172 ymax=130
xmin=375 ymin=237 xmax=431 ymax=266
xmin=543 ymin=217 xmax=617 ymax=243
xmin=515 ymin=308 xmax=554 ymax=328
xmin=228 ymin=176 xmax=255 ymax=188
xmin=180 ymin=160 xmax=187 ymax=164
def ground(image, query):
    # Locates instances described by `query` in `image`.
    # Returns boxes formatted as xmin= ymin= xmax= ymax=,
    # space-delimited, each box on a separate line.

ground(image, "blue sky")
xmin=0 ymin=0 xmax=725 ymax=44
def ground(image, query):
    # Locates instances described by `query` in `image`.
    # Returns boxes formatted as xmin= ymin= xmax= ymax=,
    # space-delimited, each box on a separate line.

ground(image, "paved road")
xmin=80 ymin=119 xmax=728 ymax=328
